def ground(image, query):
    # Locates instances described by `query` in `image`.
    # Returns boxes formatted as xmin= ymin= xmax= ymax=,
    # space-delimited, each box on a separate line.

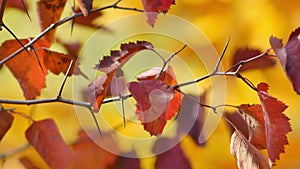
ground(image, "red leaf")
xmin=136 ymin=66 xmax=182 ymax=120
xmin=25 ymin=119 xmax=72 ymax=169
xmin=37 ymin=0 xmax=67 ymax=44
xmin=141 ymin=0 xmax=176 ymax=26
xmin=257 ymin=82 xmax=291 ymax=164
xmin=230 ymin=130 xmax=271 ymax=169
xmin=0 ymin=108 xmax=14 ymax=141
xmin=77 ymin=0 xmax=93 ymax=16
xmin=231 ymin=47 xmax=275 ymax=72
xmin=153 ymin=138 xmax=191 ymax=169
xmin=0 ymin=38 xmax=49 ymax=99
xmin=74 ymin=9 xmax=102 ymax=28
xmin=89 ymin=41 xmax=153 ymax=112
xmin=128 ymin=80 xmax=174 ymax=136
xmin=238 ymin=104 xmax=266 ymax=149
xmin=20 ymin=157 xmax=40 ymax=169
xmin=6 ymin=0 xmax=28 ymax=10
xmin=71 ymin=130 xmax=117 ymax=169
xmin=177 ymin=94 xmax=206 ymax=146
xmin=270 ymin=27 xmax=300 ymax=94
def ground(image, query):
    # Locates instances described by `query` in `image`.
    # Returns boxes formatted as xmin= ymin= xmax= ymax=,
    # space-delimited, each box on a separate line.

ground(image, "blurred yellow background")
xmin=0 ymin=0 xmax=300 ymax=168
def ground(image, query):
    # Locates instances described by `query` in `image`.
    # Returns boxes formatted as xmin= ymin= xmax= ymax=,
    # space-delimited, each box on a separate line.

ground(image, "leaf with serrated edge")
xmin=257 ymin=82 xmax=291 ymax=164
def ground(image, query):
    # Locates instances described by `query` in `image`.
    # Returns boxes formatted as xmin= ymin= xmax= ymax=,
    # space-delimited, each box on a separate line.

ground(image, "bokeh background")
xmin=0 ymin=0 xmax=300 ymax=168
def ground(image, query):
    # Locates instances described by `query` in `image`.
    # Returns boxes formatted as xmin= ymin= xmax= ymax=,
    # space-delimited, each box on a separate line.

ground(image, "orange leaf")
xmin=71 ymin=130 xmax=117 ymax=169
xmin=136 ymin=66 xmax=182 ymax=120
xmin=128 ymin=80 xmax=174 ymax=136
xmin=0 ymin=38 xmax=49 ymax=99
xmin=141 ymin=0 xmax=175 ymax=26
xmin=89 ymin=41 xmax=154 ymax=112
xmin=230 ymin=130 xmax=271 ymax=169
xmin=6 ymin=0 xmax=28 ymax=10
xmin=74 ymin=9 xmax=102 ymax=28
xmin=0 ymin=108 xmax=14 ymax=141
xmin=257 ymin=82 xmax=291 ymax=164
xmin=37 ymin=0 xmax=67 ymax=44
xmin=43 ymin=48 xmax=86 ymax=77
xmin=25 ymin=119 xmax=72 ymax=169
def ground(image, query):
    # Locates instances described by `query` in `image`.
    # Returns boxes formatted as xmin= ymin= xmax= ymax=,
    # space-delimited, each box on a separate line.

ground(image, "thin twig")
xmin=57 ymin=60 xmax=74 ymax=97
xmin=213 ymin=36 xmax=230 ymax=73
xmin=157 ymin=44 xmax=187 ymax=79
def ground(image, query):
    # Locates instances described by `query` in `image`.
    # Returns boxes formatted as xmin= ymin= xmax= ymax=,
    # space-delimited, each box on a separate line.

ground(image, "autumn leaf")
xmin=128 ymin=80 xmax=174 ymax=135
xmin=136 ymin=66 xmax=182 ymax=120
xmin=269 ymin=27 xmax=300 ymax=94
xmin=42 ymin=48 xmax=87 ymax=77
xmin=25 ymin=119 xmax=72 ymax=169
xmin=238 ymin=104 xmax=266 ymax=149
xmin=77 ymin=0 xmax=93 ymax=16
xmin=257 ymin=82 xmax=291 ymax=164
xmin=37 ymin=0 xmax=67 ymax=44
xmin=0 ymin=107 xmax=14 ymax=141
xmin=141 ymin=0 xmax=176 ymax=26
xmin=0 ymin=38 xmax=49 ymax=100
xmin=0 ymin=38 xmax=85 ymax=100
xmin=89 ymin=41 xmax=154 ymax=112
xmin=231 ymin=47 xmax=275 ymax=72
xmin=71 ymin=130 xmax=117 ymax=169
xmin=153 ymin=137 xmax=191 ymax=169
xmin=177 ymin=94 xmax=206 ymax=146
xmin=230 ymin=130 xmax=271 ymax=169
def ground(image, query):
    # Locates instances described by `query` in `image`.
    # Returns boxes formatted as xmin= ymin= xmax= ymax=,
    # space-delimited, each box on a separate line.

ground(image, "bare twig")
xmin=157 ymin=44 xmax=187 ymax=80
xmin=57 ymin=60 xmax=74 ymax=97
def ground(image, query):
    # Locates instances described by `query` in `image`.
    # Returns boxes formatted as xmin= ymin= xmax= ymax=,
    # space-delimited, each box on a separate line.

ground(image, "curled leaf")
xmin=270 ymin=27 xmax=300 ymax=94
xmin=230 ymin=130 xmax=271 ymax=169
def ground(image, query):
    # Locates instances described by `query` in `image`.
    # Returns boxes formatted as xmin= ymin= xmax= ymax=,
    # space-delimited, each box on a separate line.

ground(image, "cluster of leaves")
xmin=0 ymin=0 xmax=299 ymax=169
